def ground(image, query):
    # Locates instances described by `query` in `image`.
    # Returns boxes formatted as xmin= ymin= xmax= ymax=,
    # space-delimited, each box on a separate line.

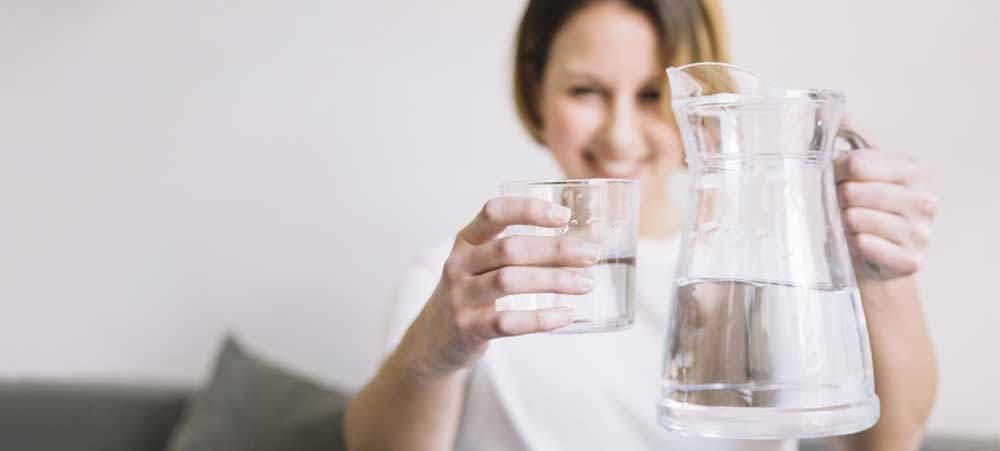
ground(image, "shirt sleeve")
xmin=382 ymin=241 xmax=452 ymax=357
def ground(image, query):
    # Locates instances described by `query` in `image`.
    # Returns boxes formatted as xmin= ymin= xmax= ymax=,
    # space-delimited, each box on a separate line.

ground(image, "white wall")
xmin=1 ymin=0 xmax=996 ymax=436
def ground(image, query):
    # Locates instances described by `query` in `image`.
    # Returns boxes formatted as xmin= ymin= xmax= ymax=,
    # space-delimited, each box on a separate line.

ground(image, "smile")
xmin=585 ymin=153 xmax=650 ymax=179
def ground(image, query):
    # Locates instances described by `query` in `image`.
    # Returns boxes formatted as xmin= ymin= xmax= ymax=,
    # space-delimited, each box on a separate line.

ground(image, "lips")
xmin=587 ymin=156 xmax=647 ymax=179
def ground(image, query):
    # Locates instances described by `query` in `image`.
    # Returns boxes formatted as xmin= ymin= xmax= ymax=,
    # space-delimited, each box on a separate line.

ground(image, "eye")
xmin=639 ymin=88 xmax=662 ymax=102
xmin=569 ymin=85 xmax=600 ymax=97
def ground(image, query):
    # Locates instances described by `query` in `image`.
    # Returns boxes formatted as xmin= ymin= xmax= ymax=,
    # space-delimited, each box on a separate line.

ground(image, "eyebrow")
xmin=558 ymin=69 xmax=665 ymax=88
xmin=558 ymin=69 xmax=608 ymax=85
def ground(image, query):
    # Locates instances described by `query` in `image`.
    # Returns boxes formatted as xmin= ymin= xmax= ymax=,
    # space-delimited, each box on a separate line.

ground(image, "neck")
xmin=639 ymin=190 xmax=684 ymax=239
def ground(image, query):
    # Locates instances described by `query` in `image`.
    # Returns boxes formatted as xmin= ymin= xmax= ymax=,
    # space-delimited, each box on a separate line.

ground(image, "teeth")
xmin=596 ymin=161 xmax=639 ymax=177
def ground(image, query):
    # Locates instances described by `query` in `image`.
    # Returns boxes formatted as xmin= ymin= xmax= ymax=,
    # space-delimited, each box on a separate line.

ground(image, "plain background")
xmin=1 ymin=0 xmax=997 ymax=436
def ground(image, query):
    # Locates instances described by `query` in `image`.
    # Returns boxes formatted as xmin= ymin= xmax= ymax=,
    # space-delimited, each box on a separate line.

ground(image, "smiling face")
xmin=537 ymin=2 xmax=685 ymax=234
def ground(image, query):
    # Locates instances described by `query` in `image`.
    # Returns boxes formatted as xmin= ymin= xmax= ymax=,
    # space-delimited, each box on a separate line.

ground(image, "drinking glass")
xmin=498 ymin=179 xmax=639 ymax=333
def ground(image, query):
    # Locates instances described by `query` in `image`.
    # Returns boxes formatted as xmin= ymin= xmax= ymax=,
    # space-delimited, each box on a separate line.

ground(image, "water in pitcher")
xmin=658 ymin=278 xmax=876 ymax=436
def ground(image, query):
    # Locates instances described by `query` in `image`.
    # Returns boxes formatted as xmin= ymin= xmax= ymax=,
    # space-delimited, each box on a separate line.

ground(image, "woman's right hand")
xmin=392 ymin=197 xmax=600 ymax=380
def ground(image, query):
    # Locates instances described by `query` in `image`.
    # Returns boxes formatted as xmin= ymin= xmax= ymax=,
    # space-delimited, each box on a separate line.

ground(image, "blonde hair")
xmin=512 ymin=0 xmax=729 ymax=143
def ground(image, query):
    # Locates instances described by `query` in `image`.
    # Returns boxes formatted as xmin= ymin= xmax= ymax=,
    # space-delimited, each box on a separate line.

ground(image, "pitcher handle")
xmin=836 ymin=127 xmax=870 ymax=151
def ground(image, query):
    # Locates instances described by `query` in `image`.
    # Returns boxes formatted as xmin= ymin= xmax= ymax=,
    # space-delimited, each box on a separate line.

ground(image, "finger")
xmin=468 ymin=266 xmax=594 ymax=303
xmin=847 ymin=233 xmax=922 ymax=277
xmin=466 ymin=235 xmax=600 ymax=275
xmin=457 ymin=197 xmax=571 ymax=247
xmin=837 ymin=181 xmax=939 ymax=219
xmin=841 ymin=207 xmax=913 ymax=248
xmin=477 ymin=307 xmax=575 ymax=339
xmin=834 ymin=149 xmax=930 ymax=186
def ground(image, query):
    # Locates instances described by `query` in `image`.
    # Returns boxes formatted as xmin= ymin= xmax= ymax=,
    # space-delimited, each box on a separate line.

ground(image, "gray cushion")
xmin=801 ymin=436 xmax=1000 ymax=451
xmin=0 ymin=381 xmax=188 ymax=451
xmin=166 ymin=336 xmax=349 ymax=451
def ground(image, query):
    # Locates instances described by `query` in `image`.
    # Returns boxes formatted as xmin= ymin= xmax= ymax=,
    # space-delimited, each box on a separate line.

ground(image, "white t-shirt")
xmin=385 ymin=236 xmax=797 ymax=451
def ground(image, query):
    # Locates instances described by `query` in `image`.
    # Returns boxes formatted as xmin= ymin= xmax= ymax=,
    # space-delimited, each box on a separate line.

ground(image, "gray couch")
xmin=1 ymin=380 xmax=997 ymax=451
xmin=0 ymin=381 xmax=189 ymax=450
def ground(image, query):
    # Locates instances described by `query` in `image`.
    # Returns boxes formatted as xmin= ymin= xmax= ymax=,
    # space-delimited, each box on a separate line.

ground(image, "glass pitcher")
xmin=657 ymin=63 xmax=880 ymax=439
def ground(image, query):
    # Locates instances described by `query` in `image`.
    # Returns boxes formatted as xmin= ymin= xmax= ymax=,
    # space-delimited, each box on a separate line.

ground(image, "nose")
xmin=596 ymin=96 xmax=646 ymax=159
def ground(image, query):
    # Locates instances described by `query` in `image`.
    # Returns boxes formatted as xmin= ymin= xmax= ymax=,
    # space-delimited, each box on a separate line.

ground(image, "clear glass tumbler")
xmin=498 ymin=179 xmax=639 ymax=333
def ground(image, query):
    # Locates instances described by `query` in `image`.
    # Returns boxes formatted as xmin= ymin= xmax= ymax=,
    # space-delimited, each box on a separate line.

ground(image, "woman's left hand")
xmin=834 ymin=143 xmax=939 ymax=281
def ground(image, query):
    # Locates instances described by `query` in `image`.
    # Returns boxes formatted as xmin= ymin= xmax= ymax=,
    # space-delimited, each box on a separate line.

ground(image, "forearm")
xmin=344 ymin=196 xmax=588 ymax=450
xmin=343 ymin=344 xmax=468 ymax=451
xmin=828 ymin=276 xmax=938 ymax=451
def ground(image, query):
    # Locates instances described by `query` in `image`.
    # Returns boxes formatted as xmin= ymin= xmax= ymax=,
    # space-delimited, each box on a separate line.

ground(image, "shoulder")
xmin=393 ymin=238 xmax=453 ymax=307
xmin=382 ymin=238 xmax=454 ymax=352
xmin=412 ymin=239 xmax=453 ymax=274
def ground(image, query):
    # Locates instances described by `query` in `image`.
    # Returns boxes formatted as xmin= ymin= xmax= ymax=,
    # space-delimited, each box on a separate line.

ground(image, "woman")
xmin=345 ymin=1 xmax=938 ymax=450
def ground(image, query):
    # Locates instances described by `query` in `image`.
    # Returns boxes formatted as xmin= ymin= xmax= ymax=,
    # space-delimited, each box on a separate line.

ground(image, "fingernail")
xmin=549 ymin=205 xmax=571 ymax=223
xmin=543 ymin=307 xmax=574 ymax=326
xmin=577 ymin=274 xmax=595 ymax=291
xmin=578 ymin=242 xmax=601 ymax=263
